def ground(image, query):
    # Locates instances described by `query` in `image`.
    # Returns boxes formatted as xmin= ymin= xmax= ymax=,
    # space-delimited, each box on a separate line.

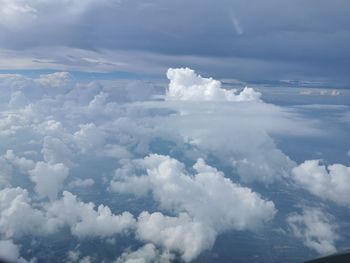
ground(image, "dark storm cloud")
xmin=1 ymin=0 xmax=349 ymax=84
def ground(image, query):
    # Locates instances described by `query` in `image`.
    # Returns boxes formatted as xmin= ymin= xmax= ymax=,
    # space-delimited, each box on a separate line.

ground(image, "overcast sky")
xmin=0 ymin=0 xmax=349 ymax=86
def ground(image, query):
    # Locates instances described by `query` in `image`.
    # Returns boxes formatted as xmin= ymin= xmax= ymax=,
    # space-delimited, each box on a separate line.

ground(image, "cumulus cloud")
xmin=292 ymin=160 xmax=350 ymax=206
xmin=4 ymin=150 xmax=35 ymax=173
xmin=166 ymin=68 xmax=261 ymax=102
xmin=116 ymin=243 xmax=174 ymax=263
xmin=112 ymin=154 xmax=276 ymax=261
xmin=68 ymin=178 xmax=94 ymax=188
xmin=287 ymin=208 xmax=339 ymax=255
xmin=29 ymin=161 xmax=69 ymax=201
xmin=42 ymin=136 xmax=73 ymax=166
xmin=46 ymin=191 xmax=136 ymax=238
xmin=0 ymin=187 xmax=136 ymax=239
xmin=0 ymin=157 xmax=13 ymax=187
xmin=0 ymin=187 xmax=47 ymax=238
xmin=0 ymin=239 xmax=29 ymax=263
xmin=0 ymin=69 xmax=340 ymax=262
xmin=136 ymin=212 xmax=216 ymax=262
xmin=36 ymin=72 xmax=72 ymax=90
xmin=73 ymin=123 xmax=106 ymax=153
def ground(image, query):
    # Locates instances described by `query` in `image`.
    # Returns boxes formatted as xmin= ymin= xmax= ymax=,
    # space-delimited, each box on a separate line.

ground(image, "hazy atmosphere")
xmin=0 ymin=1 xmax=349 ymax=263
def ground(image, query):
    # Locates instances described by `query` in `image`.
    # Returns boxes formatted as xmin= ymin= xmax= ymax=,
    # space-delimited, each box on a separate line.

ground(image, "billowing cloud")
xmin=112 ymin=154 xmax=276 ymax=261
xmin=136 ymin=211 xmax=216 ymax=262
xmin=0 ymin=239 xmax=29 ymax=263
xmin=42 ymin=136 xmax=73 ymax=166
xmin=287 ymin=208 xmax=339 ymax=255
xmin=0 ymin=68 xmax=347 ymax=262
xmin=0 ymin=187 xmax=47 ymax=238
xmin=166 ymin=68 xmax=261 ymax=101
xmin=46 ymin=191 xmax=136 ymax=238
xmin=0 ymin=187 xmax=136 ymax=239
xmin=29 ymin=162 xmax=69 ymax=201
xmin=116 ymin=243 xmax=174 ymax=263
xmin=292 ymin=160 xmax=350 ymax=206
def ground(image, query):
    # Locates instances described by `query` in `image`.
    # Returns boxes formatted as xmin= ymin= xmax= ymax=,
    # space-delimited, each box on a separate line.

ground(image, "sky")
xmin=0 ymin=0 xmax=350 ymax=86
xmin=0 ymin=1 xmax=350 ymax=263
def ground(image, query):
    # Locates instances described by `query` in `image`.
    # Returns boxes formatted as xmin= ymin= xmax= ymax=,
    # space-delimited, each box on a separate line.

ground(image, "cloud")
xmin=292 ymin=160 xmax=350 ymax=206
xmin=42 ymin=136 xmax=73 ymax=166
xmin=36 ymin=72 xmax=72 ymax=90
xmin=166 ymin=68 xmax=261 ymax=101
xmin=0 ymin=187 xmax=47 ymax=238
xmin=0 ymin=68 xmax=343 ymax=262
xmin=46 ymin=191 xmax=136 ymax=238
xmin=0 ymin=239 xmax=29 ymax=263
xmin=73 ymin=123 xmax=106 ymax=153
xmin=0 ymin=0 xmax=37 ymax=29
xmin=68 ymin=178 xmax=95 ymax=188
xmin=116 ymin=243 xmax=174 ymax=263
xmin=0 ymin=156 xmax=13 ymax=187
xmin=287 ymin=208 xmax=339 ymax=255
xmin=29 ymin=161 xmax=69 ymax=201
xmin=0 ymin=187 xmax=136 ymax=239
xmin=136 ymin=212 xmax=216 ymax=262
xmin=0 ymin=1 xmax=349 ymax=83
xmin=111 ymin=154 xmax=276 ymax=261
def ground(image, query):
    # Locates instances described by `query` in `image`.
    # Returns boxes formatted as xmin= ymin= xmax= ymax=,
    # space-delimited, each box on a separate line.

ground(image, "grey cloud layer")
xmin=0 ymin=0 xmax=349 ymax=83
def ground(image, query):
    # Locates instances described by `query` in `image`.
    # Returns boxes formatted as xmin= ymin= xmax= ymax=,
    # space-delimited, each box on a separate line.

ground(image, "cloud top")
xmin=166 ymin=68 xmax=261 ymax=102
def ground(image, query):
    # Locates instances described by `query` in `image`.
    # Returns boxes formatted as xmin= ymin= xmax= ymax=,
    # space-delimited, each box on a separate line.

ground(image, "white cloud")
xmin=0 ymin=0 xmax=37 ymax=29
xmin=42 ymin=136 xmax=73 ymax=166
xmin=0 ymin=186 xmax=136 ymax=240
xmin=0 ymin=69 xmax=339 ymax=262
xmin=0 ymin=239 xmax=29 ymax=263
xmin=136 ymin=212 xmax=216 ymax=262
xmin=68 ymin=178 xmax=94 ymax=188
xmin=0 ymin=187 xmax=47 ymax=238
xmin=116 ymin=243 xmax=174 ymax=263
xmin=287 ymin=208 xmax=339 ymax=255
xmin=166 ymin=68 xmax=261 ymax=102
xmin=0 ymin=157 xmax=13 ymax=187
xmin=46 ymin=191 xmax=136 ymax=238
xmin=36 ymin=72 xmax=72 ymax=90
xmin=4 ymin=150 xmax=35 ymax=173
xmin=29 ymin=161 xmax=69 ymax=201
xmin=74 ymin=123 xmax=106 ymax=153
xmin=139 ymin=100 xmax=304 ymax=184
xmin=112 ymin=154 xmax=276 ymax=261
xmin=292 ymin=160 xmax=350 ymax=206
xmin=4 ymin=150 xmax=70 ymax=200
xmin=9 ymin=91 xmax=28 ymax=109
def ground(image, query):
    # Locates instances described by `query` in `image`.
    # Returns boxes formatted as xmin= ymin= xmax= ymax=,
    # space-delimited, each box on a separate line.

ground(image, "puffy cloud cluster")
xmin=0 ymin=187 xmax=47 ymax=238
xmin=116 ymin=243 xmax=174 ymax=263
xmin=46 ymin=191 xmax=136 ymax=238
xmin=0 ymin=68 xmax=345 ymax=261
xmin=287 ymin=208 xmax=339 ymax=255
xmin=166 ymin=68 xmax=261 ymax=102
xmin=0 ymin=187 xmax=136 ymax=239
xmin=5 ymin=150 xmax=69 ymax=201
xmin=292 ymin=160 xmax=350 ymax=207
xmin=0 ymin=239 xmax=30 ymax=263
xmin=112 ymin=154 xmax=276 ymax=261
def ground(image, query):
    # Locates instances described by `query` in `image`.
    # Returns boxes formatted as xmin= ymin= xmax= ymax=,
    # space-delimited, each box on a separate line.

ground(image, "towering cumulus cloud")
xmin=166 ymin=68 xmax=261 ymax=101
